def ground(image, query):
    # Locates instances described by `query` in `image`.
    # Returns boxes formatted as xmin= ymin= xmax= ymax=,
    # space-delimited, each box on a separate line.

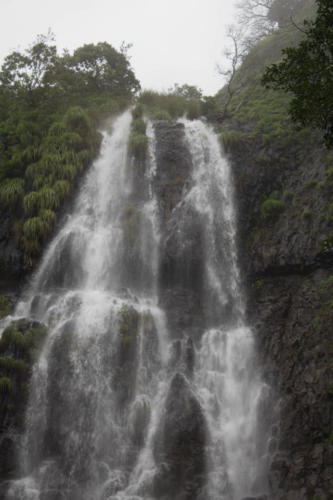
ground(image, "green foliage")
xmin=0 ymin=319 xmax=47 ymax=425
xmin=304 ymin=179 xmax=318 ymax=190
xmin=39 ymin=209 xmax=56 ymax=231
xmin=38 ymin=186 xmax=59 ymax=210
xmin=132 ymin=104 xmax=143 ymax=119
xmin=117 ymin=305 xmax=140 ymax=346
xmin=302 ymin=209 xmax=312 ymax=218
xmin=131 ymin=117 xmax=147 ymax=135
xmin=23 ymin=191 xmax=40 ymax=215
xmin=262 ymin=0 xmax=333 ymax=147
xmin=23 ymin=217 xmax=45 ymax=239
xmin=322 ymin=231 xmax=333 ymax=251
xmin=0 ymin=35 xmax=139 ymax=268
xmin=53 ymin=179 xmax=70 ymax=199
xmin=137 ymin=89 xmax=202 ymax=120
xmin=260 ymin=198 xmax=285 ymax=220
xmin=220 ymin=130 xmax=244 ymax=152
xmin=122 ymin=203 xmax=140 ymax=243
xmin=128 ymin=132 xmax=148 ymax=159
xmin=252 ymin=279 xmax=264 ymax=289
xmin=315 ymin=275 xmax=333 ymax=327
xmin=0 ymin=178 xmax=24 ymax=207
xmin=0 ymin=295 xmax=12 ymax=318
xmin=283 ymin=190 xmax=294 ymax=201
xmin=149 ymin=108 xmax=172 ymax=121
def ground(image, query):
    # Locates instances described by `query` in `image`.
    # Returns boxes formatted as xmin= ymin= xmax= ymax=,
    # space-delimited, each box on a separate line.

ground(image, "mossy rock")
xmin=128 ymin=132 xmax=148 ymax=160
xmin=122 ymin=203 xmax=141 ymax=245
xmin=117 ymin=305 xmax=140 ymax=348
xmin=260 ymin=198 xmax=285 ymax=220
xmin=0 ymin=319 xmax=47 ymax=428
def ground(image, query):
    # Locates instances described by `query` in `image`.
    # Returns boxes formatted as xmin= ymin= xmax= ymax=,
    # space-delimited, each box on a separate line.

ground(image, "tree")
xmin=267 ymin=0 xmax=308 ymax=27
xmin=168 ymin=83 xmax=203 ymax=100
xmin=236 ymin=0 xmax=276 ymax=48
xmin=68 ymin=42 xmax=140 ymax=97
xmin=262 ymin=0 xmax=333 ymax=147
xmin=217 ymin=26 xmax=247 ymax=119
xmin=0 ymin=32 xmax=57 ymax=93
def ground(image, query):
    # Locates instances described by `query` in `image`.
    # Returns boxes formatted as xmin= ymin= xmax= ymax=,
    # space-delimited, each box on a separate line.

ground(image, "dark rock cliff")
xmin=0 ymin=117 xmax=332 ymax=499
xmin=229 ymin=137 xmax=333 ymax=499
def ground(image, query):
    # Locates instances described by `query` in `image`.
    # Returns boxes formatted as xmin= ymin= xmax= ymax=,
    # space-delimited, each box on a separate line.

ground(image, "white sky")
xmin=0 ymin=0 xmax=237 ymax=96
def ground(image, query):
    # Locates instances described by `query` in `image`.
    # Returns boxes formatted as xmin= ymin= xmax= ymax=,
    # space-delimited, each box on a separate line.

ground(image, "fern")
xmin=32 ymin=174 xmax=53 ymax=191
xmin=53 ymin=180 xmax=70 ymax=199
xmin=23 ymin=191 xmax=40 ymax=215
xmin=0 ymin=178 xmax=25 ymax=207
xmin=22 ymin=145 xmax=40 ymax=163
xmin=38 ymin=187 xmax=60 ymax=210
xmin=55 ymin=163 xmax=77 ymax=181
xmin=39 ymin=153 xmax=62 ymax=174
xmin=23 ymin=217 xmax=49 ymax=240
xmin=39 ymin=209 xmax=56 ymax=231
xmin=48 ymin=121 xmax=66 ymax=137
xmin=25 ymin=162 xmax=40 ymax=179
xmin=61 ymin=132 xmax=83 ymax=151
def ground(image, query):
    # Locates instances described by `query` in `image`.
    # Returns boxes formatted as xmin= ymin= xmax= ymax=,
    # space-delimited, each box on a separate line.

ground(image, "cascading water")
xmin=3 ymin=112 xmax=271 ymax=500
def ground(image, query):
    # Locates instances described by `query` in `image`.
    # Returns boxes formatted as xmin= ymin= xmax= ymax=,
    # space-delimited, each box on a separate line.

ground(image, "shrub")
xmin=39 ymin=209 xmax=56 ymax=231
xmin=23 ymin=217 xmax=49 ymax=240
xmin=132 ymin=104 xmax=143 ymax=119
xmin=122 ymin=203 xmax=140 ymax=243
xmin=0 ymin=178 xmax=25 ymax=207
xmin=260 ymin=198 xmax=285 ymax=220
xmin=62 ymin=106 xmax=91 ymax=140
xmin=186 ymin=99 xmax=202 ymax=119
xmin=128 ymin=132 xmax=148 ymax=159
xmin=220 ymin=130 xmax=244 ymax=152
xmin=149 ymin=108 xmax=172 ymax=121
xmin=38 ymin=187 xmax=60 ymax=210
xmin=131 ymin=117 xmax=147 ymax=135
xmin=0 ymin=296 xmax=12 ymax=318
xmin=283 ymin=190 xmax=294 ymax=201
xmin=23 ymin=191 xmax=40 ymax=215
xmin=53 ymin=180 xmax=70 ymax=199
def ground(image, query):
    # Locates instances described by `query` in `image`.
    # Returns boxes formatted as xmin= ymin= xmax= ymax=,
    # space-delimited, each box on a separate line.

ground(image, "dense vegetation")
xmin=0 ymin=35 xmax=139 ymax=267
xmin=136 ymin=84 xmax=203 ymax=122
xmin=263 ymin=0 xmax=333 ymax=147
xmin=207 ymin=0 xmax=333 ymax=251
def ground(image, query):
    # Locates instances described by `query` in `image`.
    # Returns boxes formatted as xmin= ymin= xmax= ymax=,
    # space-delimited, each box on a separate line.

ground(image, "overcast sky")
xmin=0 ymin=0 xmax=237 ymax=96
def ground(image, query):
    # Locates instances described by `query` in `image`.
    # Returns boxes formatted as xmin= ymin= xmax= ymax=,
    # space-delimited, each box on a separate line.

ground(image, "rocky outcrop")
xmin=154 ymin=121 xmax=205 ymax=340
xmin=153 ymin=373 xmax=207 ymax=499
xmin=229 ymin=137 xmax=333 ymax=499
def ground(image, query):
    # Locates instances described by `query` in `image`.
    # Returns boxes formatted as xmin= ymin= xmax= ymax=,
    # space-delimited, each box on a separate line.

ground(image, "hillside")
xmin=210 ymin=0 xmax=333 ymax=497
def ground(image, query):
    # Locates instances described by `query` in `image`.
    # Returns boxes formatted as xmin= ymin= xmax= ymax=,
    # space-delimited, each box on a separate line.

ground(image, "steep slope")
xmin=213 ymin=0 xmax=333 ymax=497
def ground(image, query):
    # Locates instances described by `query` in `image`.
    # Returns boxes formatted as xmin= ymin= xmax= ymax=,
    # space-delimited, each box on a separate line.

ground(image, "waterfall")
xmin=3 ymin=112 xmax=270 ymax=500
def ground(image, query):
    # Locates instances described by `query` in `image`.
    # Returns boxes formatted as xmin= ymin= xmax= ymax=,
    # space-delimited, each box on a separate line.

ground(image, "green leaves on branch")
xmin=0 ymin=178 xmax=24 ymax=207
xmin=262 ymin=0 xmax=333 ymax=148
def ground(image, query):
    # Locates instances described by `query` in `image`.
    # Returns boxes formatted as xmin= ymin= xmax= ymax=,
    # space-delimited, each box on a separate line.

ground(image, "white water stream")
xmin=3 ymin=113 xmax=270 ymax=500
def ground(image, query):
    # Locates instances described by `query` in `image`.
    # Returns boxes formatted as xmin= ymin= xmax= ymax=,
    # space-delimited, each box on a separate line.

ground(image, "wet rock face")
xmin=153 ymin=373 xmax=207 ymax=499
xmin=229 ymin=138 xmax=333 ymax=497
xmin=154 ymin=122 xmax=205 ymax=339
xmin=113 ymin=305 xmax=140 ymax=407
xmin=153 ymin=121 xmax=192 ymax=225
